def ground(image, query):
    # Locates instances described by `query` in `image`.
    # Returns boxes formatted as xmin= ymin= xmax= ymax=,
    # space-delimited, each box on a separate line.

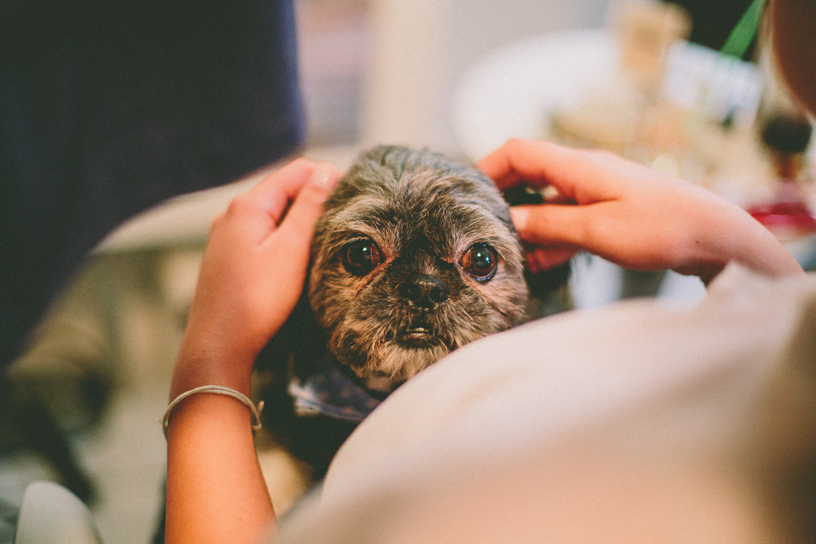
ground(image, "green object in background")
xmin=720 ymin=0 xmax=766 ymax=59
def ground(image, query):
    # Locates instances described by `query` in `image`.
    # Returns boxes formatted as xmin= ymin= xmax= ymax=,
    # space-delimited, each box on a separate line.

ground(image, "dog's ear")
xmin=254 ymin=280 xmax=336 ymax=471
xmin=254 ymin=284 xmax=325 ymax=377
xmin=524 ymin=261 xmax=572 ymax=295
xmin=502 ymin=184 xmax=572 ymax=299
xmin=253 ymin=296 xmax=303 ymax=376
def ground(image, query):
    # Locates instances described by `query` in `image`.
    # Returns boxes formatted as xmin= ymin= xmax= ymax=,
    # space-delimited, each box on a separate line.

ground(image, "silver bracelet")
xmin=161 ymin=385 xmax=264 ymax=438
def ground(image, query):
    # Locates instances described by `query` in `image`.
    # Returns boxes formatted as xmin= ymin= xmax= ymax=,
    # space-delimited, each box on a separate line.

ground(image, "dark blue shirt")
xmin=0 ymin=0 xmax=305 ymax=367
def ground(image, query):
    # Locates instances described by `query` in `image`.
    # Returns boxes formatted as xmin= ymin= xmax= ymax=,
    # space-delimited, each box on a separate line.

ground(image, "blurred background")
xmin=2 ymin=0 xmax=814 ymax=543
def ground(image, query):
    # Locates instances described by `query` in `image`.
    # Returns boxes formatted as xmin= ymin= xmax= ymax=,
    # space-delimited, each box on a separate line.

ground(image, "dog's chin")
xmin=335 ymin=336 xmax=451 ymax=384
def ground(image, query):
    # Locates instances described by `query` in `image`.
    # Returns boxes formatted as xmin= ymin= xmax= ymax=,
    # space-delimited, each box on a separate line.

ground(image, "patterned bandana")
xmin=287 ymin=358 xmax=385 ymax=422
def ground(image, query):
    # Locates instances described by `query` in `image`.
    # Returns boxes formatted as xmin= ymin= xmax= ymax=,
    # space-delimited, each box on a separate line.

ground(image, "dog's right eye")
xmin=461 ymin=243 xmax=498 ymax=282
xmin=343 ymin=239 xmax=382 ymax=275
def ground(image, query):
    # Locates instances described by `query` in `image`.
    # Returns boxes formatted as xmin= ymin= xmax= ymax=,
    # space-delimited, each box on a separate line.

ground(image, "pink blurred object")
xmin=747 ymin=184 xmax=816 ymax=239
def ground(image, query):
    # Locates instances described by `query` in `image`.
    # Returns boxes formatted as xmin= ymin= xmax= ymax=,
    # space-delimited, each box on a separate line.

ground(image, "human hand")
xmin=479 ymin=139 xmax=803 ymax=284
xmin=171 ymin=158 xmax=342 ymax=398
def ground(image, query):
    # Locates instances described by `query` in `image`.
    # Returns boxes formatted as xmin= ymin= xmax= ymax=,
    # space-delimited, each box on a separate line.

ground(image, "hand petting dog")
xmin=480 ymin=139 xmax=804 ymax=284
xmin=170 ymin=159 xmax=343 ymax=400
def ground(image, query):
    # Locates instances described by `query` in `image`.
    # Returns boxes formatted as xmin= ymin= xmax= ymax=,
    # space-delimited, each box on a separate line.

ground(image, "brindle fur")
xmin=308 ymin=145 xmax=528 ymax=383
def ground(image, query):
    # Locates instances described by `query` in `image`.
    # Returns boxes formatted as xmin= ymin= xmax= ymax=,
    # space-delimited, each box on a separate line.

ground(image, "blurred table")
xmin=452 ymin=29 xmax=618 ymax=162
xmin=452 ymin=27 xmax=768 ymax=162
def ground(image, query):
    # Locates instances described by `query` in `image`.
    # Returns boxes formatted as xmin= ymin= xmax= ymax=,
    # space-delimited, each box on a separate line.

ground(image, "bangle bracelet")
xmin=161 ymin=385 xmax=264 ymax=438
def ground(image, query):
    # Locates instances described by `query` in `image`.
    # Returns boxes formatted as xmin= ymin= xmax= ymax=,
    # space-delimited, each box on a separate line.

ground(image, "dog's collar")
xmin=287 ymin=358 xmax=383 ymax=422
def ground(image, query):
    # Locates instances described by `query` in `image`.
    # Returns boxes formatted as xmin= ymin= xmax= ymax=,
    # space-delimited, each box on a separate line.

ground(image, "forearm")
xmin=161 ymin=159 xmax=340 ymax=544
xmin=165 ymin=392 xmax=275 ymax=544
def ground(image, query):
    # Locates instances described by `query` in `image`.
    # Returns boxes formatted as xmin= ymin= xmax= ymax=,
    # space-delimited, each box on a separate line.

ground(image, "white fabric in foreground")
xmin=274 ymin=265 xmax=816 ymax=543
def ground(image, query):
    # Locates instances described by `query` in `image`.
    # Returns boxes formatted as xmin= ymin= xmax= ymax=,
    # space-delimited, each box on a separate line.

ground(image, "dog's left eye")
xmin=343 ymin=239 xmax=382 ymax=275
xmin=461 ymin=243 xmax=498 ymax=282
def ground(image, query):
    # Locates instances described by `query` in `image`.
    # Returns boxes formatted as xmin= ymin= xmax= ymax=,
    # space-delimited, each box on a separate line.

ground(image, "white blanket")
xmin=275 ymin=265 xmax=816 ymax=543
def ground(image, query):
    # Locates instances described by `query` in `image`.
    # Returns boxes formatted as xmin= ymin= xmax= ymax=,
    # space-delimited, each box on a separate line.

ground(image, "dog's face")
xmin=308 ymin=146 xmax=527 ymax=385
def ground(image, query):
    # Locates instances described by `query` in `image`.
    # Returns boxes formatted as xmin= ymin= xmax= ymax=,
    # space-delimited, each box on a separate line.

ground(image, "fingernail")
xmin=510 ymin=207 xmax=528 ymax=230
xmin=312 ymin=168 xmax=330 ymax=185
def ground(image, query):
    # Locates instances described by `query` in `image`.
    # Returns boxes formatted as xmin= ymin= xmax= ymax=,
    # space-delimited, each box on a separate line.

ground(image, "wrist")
xmin=170 ymin=334 xmax=256 ymax=399
xmin=162 ymin=385 xmax=263 ymax=437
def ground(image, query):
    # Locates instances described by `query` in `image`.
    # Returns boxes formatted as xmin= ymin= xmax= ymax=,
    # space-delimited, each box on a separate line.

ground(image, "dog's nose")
xmin=399 ymin=274 xmax=448 ymax=308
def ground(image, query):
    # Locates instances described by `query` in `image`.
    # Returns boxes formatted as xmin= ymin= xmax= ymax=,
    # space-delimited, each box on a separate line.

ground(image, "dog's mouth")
xmin=404 ymin=323 xmax=431 ymax=337
xmin=393 ymin=318 xmax=446 ymax=348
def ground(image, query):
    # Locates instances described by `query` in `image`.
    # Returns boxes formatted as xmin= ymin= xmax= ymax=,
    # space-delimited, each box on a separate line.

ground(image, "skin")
xmin=165 ymin=159 xmax=342 ymax=544
xmin=165 ymin=1 xmax=808 ymax=541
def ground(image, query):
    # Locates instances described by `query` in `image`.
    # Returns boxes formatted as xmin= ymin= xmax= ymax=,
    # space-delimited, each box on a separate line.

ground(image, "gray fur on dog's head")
xmin=308 ymin=145 xmax=528 ymax=383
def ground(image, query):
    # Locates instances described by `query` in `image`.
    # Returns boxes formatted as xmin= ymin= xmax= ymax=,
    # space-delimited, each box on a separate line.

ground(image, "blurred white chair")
xmin=13 ymin=481 xmax=102 ymax=544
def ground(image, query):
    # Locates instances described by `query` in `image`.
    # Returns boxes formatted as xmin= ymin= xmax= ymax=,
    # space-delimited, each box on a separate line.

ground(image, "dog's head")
xmin=308 ymin=145 xmax=528 ymax=385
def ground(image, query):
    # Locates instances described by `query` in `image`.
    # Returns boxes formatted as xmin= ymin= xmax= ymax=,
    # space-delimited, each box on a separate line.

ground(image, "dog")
xmin=256 ymin=145 xmax=559 ymax=477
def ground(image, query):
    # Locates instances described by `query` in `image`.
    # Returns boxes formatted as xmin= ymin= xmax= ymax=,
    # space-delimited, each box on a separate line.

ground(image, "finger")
xmin=247 ymin=158 xmax=342 ymax=224
xmin=542 ymin=192 xmax=576 ymax=206
xmin=525 ymin=247 xmax=578 ymax=273
xmin=511 ymin=204 xmax=597 ymax=249
xmin=479 ymin=139 xmax=617 ymax=203
xmin=216 ymin=159 xmax=341 ymax=245
xmin=265 ymin=163 xmax=341 ymax=258
xmin=479 ymin=139 xmax=576 ymax=188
